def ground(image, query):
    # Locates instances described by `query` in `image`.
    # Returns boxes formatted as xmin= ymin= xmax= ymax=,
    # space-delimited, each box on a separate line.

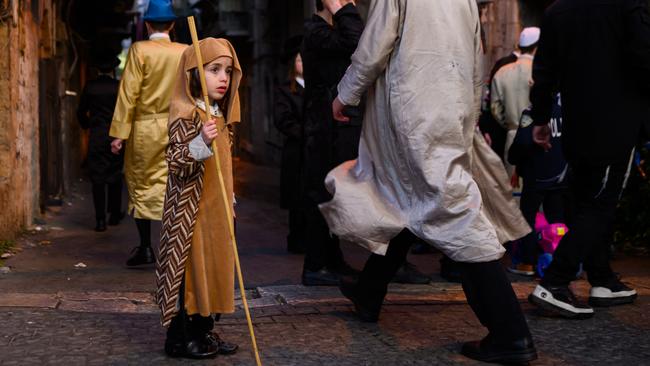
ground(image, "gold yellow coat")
xmin=110 ymin=37 xmax=187 ymax=220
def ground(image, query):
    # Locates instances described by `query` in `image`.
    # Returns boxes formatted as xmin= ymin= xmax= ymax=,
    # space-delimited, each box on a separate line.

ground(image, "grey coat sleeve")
xmin=336 ymin=0 xmax=401 ymax=106
xmin=188 ymin=134 xmax=214 ymax=161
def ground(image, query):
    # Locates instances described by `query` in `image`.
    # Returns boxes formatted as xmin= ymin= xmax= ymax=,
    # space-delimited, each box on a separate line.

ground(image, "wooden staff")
xmin=187 ymin=16 xmax=262 ymax=366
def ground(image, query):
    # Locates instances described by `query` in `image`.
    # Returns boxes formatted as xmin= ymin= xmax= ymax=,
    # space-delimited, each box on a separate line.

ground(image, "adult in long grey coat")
xmin=324 ymin=0 xmax=535 ymax=363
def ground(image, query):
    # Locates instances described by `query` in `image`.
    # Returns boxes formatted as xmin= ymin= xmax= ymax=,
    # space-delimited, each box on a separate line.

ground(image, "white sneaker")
xmin=528 ymin=284 xmax=594 ymax=319
xmin=589 ymin=279 xmax=637 ymax=307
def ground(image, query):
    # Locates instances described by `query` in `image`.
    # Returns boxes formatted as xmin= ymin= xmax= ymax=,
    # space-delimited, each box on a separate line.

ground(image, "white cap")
xmin=519 ymin=27 xmax=540 ymax=48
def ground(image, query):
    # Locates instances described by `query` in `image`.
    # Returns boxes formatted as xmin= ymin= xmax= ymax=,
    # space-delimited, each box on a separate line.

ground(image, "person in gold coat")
xmin=109 ymin=0 xmax=187 ymax=267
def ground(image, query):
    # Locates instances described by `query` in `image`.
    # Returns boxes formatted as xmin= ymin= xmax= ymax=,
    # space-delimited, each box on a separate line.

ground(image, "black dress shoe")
xmin=461 ymin=335 xmax=537 ymax=364
xmin=204 ymin=332 xmax=238 ymax=355
xmin=339 ymin=278 xmax=380 ymax=323
xmin=165 ymin=339 xmax=219 ymax=359
xmin=95 ymin=219 xmax=107 ymax=232
xmin=392 ymin=261 xmax=431 ymax=284
xmin=302 ymin=268 xmax=341 ymax=286
xmin=126 ymin=246 xmax=155 ymax=267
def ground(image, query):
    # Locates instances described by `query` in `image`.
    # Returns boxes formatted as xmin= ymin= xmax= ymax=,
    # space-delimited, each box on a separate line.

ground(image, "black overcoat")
xmin=530 ymin=0 xmax=650 ymax=164
xmin=274 ymin=81 xmax=305 ymax=209
xmin=301 ymin=4 xmax=365 ymax=205
xmin=77 ymin=75 xmax=124 ymax=184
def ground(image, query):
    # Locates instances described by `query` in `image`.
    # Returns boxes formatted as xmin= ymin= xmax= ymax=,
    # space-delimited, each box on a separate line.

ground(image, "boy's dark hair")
xmin=146 ymin=20 xmax=174 ymax=33
xmin=520 ymin=43 xmax=538 ymax=55
xmin=189 ymin=68 xmax=202 ymax=99
xmin=315 ymin=0 xmax=324 ymax=11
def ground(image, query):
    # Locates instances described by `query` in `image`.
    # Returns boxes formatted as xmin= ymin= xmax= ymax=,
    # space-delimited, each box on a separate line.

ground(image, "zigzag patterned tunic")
xmin=156 ymin=111 xmax=235 ymax=327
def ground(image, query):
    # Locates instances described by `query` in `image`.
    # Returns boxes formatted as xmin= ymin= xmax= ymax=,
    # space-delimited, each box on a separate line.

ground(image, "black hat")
xmin=282 ymin=35 xmax=303 ymax=63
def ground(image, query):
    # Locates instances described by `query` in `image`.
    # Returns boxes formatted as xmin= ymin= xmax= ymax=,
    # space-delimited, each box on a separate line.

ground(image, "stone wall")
xmin=482 ymin=0 xmax=521 ymax=74
xmin=0 ymin=4 xmax=41 ymax=239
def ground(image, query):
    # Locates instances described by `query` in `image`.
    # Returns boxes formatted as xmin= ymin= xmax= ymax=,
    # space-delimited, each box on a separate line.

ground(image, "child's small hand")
xmin=111 ymin=139 xmax=124 ymax=155
xmin=201 ymin=119 xmax=219 ymax=145
xmin=533 ymin=125 xmax=552 ymax=152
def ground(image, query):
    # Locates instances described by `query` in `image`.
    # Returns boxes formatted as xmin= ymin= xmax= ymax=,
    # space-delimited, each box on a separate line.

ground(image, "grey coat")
xmin=319 ymin=0 xmax=530 ymax=262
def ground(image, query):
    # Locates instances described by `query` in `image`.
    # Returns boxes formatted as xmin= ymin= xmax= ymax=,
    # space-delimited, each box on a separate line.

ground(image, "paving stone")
xmin=0 ymin=293 xmax=58 ymax=308
xmin=0 ymin=297 xmax=649 ymax=365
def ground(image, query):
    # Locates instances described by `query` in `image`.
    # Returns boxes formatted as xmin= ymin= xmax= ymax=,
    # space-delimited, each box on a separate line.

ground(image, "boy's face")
xmin=205 ymin=56 xmax=233 ymax=102
xmin=294 ymin=53 xmax=303 ymax=77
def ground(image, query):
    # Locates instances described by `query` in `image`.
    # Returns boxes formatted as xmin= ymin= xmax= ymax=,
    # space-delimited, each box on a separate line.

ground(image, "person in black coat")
xmin=274 ymin=36 xmax=306 ymax=254
xmin=77 ymin=57 xmax=124 ymax=232
xmin=508 ymin=94 xmax=568 ymax=276
xmin=528 ymin=0 xmax=650 ymax=318
xmin=300 ymin=0 xmax=364 ymax=286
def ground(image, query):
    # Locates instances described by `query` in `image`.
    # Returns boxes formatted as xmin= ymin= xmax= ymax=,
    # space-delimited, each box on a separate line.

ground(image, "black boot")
xmin=392 ymin=261 xmax=430 ymax=284
xmin=165 ymin=339 xmax=219 ymax=359
xmin=126 ymin=246 xmax=155 ymax=267
xmin=343 ymin=230 xmax=415 ymax=321
xmin=460 ymin=261 xmax=536 ymax=363
xmin=204 ymin=331 xmax=239 ymax=355
xmin=461 ymin=334 xmax=537 ymax=364
xmin=339 ymin=277 xmax=380 ymax=322
xmin=95 ymin=219 xmax=107 ymax=232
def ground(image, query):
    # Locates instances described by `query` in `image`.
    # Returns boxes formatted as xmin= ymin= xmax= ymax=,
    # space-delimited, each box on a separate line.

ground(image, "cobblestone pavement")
xmin=1 ymin=294 xmax=649 ymax=366
xmin=2 ymin=161 xmax=650 ymax=365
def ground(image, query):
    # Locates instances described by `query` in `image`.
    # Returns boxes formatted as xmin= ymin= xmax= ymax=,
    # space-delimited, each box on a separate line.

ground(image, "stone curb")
xmin=1 ymin=279 xmax=647 ymax=315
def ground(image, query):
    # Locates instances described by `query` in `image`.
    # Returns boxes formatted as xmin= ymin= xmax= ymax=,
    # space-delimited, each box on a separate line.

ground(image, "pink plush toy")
xmin=535 ymin=212 xmax=569 ymax=277
xmin=535 ymin=212 xmax=568 ymax=254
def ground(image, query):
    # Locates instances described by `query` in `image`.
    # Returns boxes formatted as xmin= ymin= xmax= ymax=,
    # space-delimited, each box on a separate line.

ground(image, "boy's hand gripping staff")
xmin=187 ymin=16 xmax=262 ymax=366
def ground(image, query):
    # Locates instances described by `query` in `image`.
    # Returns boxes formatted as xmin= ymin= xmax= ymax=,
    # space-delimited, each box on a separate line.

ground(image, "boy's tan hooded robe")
xmin=156 ymin=38 xmax=242 ymax=327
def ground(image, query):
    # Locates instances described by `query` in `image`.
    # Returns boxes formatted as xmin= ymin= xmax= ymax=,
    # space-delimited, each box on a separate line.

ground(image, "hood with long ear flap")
xmin=169 ymin=37 xmax=242 ymax=126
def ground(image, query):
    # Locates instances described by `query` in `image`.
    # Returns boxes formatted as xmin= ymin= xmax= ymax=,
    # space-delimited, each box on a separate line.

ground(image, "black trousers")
xmin=303 ymin=206 xmax=345 ymax=271
xmin=356 ymin=230 xmax=531 ymax=342
xmin=135 ymin=218 xmax=152 ymax=247
xmin=167 ymin=280 xmax=219 ymax=344
xmin=543 ymin=153 xmax=633 ymax=288
xmin=287 ymin=209 xmax=306 ymax=248
xmin=91 ymin=182 xmax=122 ymax=221
xmin=518 ymin=186 xmax=567 ymax=264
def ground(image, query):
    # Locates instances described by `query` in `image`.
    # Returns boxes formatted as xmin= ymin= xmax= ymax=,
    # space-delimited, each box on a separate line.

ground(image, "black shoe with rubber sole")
xmin=528 ymin=284 xmax=594 ymax=319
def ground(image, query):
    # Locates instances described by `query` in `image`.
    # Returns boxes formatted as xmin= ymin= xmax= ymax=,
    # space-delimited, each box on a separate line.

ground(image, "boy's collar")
xmin=195 ymin=99 xmax=223 ymax=117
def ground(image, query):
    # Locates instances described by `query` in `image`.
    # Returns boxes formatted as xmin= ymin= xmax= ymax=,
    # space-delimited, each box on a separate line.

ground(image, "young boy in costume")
xmin=156 ymin=37 xmax=241 ymax=360
xmin=109 ymin=0 xmax=186 ymax=266
xmin=507 ymin=94 xmax=568 ymax=276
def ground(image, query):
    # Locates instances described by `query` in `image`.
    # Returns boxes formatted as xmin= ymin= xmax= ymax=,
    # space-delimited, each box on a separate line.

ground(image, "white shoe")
xmin=589 ymin=279 xmax=637 ymax=307
xmin=528 ymin=284 xmax=594 ymax=319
